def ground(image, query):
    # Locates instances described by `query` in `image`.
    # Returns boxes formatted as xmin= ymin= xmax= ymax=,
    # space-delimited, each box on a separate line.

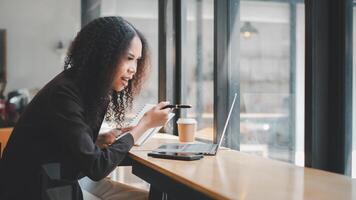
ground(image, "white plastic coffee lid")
xmin=177 ymin=118 xmax=197 ymax=124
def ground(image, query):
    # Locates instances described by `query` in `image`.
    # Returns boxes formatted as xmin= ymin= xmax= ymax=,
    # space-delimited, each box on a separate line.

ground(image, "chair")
xmin=41 ymin=163 xmax=82 ymax=200
xmin=0 ymin=127 xmax=13 ymax=157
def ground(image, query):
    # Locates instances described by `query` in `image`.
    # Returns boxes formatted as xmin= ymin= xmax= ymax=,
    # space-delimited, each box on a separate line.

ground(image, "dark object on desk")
xmin=148 ymin=152 xmax=203 ymax=161
xmin=161 ymin=104 xmax=192 ymax=110
xmin=155 ymin=143 xmax=219 ymax=155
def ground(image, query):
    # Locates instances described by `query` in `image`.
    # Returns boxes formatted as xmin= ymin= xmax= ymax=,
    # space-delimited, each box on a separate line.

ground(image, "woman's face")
xmin=112 ymin=35 xmax=142 ymax=92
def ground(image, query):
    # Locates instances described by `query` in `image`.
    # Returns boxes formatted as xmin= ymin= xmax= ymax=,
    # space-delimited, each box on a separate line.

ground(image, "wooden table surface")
xmin=129 ymin=134 xmax=355 ymax=200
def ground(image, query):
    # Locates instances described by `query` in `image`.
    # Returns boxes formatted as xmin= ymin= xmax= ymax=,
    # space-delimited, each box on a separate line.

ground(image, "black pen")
xmin=161 ymin=104 xmax=192 ymax=110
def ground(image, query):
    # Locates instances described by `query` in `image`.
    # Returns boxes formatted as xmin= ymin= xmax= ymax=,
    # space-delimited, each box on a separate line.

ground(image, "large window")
xmin=239 ymin=0 xmax=305 ymax=165
xmin=182 ymin=0 xmax=214 ymax=142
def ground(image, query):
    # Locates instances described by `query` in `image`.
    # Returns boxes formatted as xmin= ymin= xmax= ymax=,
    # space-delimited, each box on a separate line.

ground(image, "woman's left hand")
xmin=96 ymin=132 xmax=116 ymax=148
xmin=96 ymin=126 xmax=136 ymax=148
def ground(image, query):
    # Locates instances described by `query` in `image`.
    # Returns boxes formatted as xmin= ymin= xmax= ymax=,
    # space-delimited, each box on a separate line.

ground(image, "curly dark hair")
xmin=64 ymin=16 xmax=150 ymax=128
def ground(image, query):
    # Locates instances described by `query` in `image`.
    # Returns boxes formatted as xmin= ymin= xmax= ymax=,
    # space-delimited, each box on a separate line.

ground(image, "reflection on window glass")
xmin=240 ymin=0 xmax=305 ymax=165
xmin=101 ymin=0 xmax=158 ymax=124
xmin=182 ymin=0 xmax=214 ymax=142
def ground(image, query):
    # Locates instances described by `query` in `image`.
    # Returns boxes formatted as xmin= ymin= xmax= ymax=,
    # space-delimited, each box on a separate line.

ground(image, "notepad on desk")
xmin=117 ymin=104 xmax=175 ymax=146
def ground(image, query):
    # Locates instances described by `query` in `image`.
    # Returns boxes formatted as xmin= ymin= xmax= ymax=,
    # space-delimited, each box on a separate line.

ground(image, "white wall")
xmin=0 ymin=0 xmax=80 ymax=94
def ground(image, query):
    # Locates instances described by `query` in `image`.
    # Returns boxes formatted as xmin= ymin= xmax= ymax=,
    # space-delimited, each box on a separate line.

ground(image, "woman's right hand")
xmin=127 ymin=101 xmax=171 ymax=143
xmin=139 ymin=101 xmax=171 ymax=129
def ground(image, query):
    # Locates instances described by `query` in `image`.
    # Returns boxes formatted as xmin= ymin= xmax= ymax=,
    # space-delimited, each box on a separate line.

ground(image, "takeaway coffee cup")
xmin=177 ymin=118 xmax=197 ymax=142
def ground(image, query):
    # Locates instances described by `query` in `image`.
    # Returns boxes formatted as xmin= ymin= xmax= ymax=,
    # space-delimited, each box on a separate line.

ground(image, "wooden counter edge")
xmin=128 ymin=151 xmax=230 ymax=200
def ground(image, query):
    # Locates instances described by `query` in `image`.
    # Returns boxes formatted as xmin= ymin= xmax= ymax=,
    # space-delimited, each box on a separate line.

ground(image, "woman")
xmin=0 ymin=17 xmax=170 ymax=200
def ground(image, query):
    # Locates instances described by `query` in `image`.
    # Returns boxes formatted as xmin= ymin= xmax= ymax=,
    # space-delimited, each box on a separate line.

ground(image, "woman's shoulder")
xmin=36 ymin=70 xmax=86 ymax=117
xmin=42 ymin=69 xmax=80 ymax=96
xmin=27 ymin=69 xmax=84 ymax=111
xmin=13 ymin=69 xmax=84 ymax=126
xmin=51 ymin=72 xmax=84 ymax=103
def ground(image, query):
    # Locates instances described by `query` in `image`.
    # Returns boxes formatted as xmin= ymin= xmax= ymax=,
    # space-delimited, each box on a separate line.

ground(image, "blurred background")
xmin=1 ymin=0 xmax=356 ymax=187
xmin=0 ymin=0 xmax=304 ymax=164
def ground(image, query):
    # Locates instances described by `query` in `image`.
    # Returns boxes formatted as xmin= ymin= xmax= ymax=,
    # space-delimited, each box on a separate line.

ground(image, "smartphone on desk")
xmin=147 ymin=152 xmax=203 ymax=161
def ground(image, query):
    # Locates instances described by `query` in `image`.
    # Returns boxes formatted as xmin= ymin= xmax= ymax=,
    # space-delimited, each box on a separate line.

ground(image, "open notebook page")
xmin=118 ymin=104 xmax=174 ymax=146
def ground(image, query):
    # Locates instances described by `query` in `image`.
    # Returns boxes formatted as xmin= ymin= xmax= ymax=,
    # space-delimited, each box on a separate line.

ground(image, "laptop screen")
xmin=217 ymin=93 xmax=237 ymax=150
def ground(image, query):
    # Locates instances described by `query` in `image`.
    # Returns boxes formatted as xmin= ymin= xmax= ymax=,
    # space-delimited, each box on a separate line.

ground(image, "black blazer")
xmin=0 ymin=69 xmax=134 ymax=200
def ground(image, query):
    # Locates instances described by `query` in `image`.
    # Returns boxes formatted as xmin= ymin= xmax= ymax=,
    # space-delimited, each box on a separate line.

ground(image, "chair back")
xmin=0 ymin=127 xmax=13 ymax=157
xmin=40 ymin=163 xmax=82 ymax=200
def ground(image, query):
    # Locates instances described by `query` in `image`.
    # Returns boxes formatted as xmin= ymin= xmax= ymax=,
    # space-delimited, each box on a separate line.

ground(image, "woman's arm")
xmin=129 ymin=101 xmax=170 ymax=142
xmin=49 ymin=87 xmax=171 ymax=181
xmin=49 ymin=87 xmax=134 ymax=181
xmin=96 ymin=102 xmax=171 ymax=147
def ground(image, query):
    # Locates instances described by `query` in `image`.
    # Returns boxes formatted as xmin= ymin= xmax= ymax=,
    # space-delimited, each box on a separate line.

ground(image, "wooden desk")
xmin=129 ymin=134 xmax=355 ymax=200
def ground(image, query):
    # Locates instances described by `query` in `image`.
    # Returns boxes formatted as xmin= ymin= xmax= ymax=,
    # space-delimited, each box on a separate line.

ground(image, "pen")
xmin=161 ymin=104 xmax=192 ymax=110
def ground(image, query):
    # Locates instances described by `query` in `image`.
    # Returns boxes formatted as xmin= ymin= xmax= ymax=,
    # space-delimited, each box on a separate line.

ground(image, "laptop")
xmin=153 ymin=93 xmax=237 ymax=155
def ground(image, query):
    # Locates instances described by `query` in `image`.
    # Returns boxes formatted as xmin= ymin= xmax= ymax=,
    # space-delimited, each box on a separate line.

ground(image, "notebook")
xmin=117 ymin=104 xmax=175 ymax=146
